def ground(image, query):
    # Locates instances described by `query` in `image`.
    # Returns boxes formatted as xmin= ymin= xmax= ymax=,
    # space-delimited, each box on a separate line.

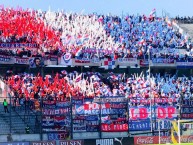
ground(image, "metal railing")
xmin=0 ymin=93 xmax=189 ymax=140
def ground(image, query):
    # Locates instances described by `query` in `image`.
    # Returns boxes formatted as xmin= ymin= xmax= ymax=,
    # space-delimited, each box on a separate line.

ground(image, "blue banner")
xmin=176 ymin=60 xmax=193 ymax=68
xmin=129 ymin=120 xmax=151 ymax=131
xmin=129 ymin=106 xmax=177 ymax=120
xmin=76 ymin=108 xmax=127 ymax=115
xmin=85 ymin=115 xmax=98 ymax=121
xmin=152 ymin=58 xmax=174 ymax=64
xmin=182 ymin=100 xmax=193 ymax=106
xmin=56 ymin=101 xmax=71 ymax=108
xmin=48 ymin=132 xmax=67 ymax=140
xmin=129 ymin=119 xmax=172 ymax=131
xmin=72 ymin=99 xmax=83 ymax=104
xmin=0 ymin=43 xmax=38 ymax=48
xmin=75 ymin=105 xmax=85 ymax=114
xmin=86 ymin=125 xmax=99 ymax=132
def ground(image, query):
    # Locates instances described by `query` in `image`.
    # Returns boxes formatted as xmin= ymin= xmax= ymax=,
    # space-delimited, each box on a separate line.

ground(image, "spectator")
xmin=3 ymin=99 xmax=9 ymax=113
xmin=7 ymin=134 xmax=13 ymax=142
xmin=25 ymin=125 xmax=30 ymax=134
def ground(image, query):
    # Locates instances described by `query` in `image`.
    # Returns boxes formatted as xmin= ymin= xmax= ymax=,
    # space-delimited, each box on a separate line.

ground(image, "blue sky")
xmin=0 ymin=0 xmax=193 ymax=17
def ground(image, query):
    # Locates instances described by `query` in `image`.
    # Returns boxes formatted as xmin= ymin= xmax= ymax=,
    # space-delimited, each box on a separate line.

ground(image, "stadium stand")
xmin=0 ymin=7 xmax=193 ymax=143
xmin=0 ymin=7 xmax=191 ymax=59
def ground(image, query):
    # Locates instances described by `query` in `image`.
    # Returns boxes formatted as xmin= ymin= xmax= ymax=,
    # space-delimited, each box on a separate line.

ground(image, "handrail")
xmin=11 ymin=106 xmax=36 ymax=133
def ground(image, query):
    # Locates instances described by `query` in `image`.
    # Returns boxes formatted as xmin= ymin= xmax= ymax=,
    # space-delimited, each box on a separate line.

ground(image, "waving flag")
xmin=149 ymin=8 xmax=156 ymax=17
xmin=61 ymin=70 xmax=67 ymax=75
xmin=101 ymin=116 xmax=111 ymax=124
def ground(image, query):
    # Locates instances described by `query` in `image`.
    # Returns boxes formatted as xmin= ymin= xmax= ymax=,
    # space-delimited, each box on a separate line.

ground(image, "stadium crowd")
xmin=175 ymin=16 xmax=193 ymax=24
xmin=0 ymin=7 xmax=191 ymax=60
xmin=3 ymin=71 xmax=193 ymax=110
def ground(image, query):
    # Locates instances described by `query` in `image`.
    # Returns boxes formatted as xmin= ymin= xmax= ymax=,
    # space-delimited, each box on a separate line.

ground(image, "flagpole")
xmin=148 ymin=47 xmax=153 ymax=135
xmin=99 ymin=95 xmax=102 ymax=139
xmin=178 ymin=118 xmax=181 ymax=144
xmin=158 ymin=120 xmax=160 ymax=144
xmin=70 ymin=95 xmax=73 ymax=139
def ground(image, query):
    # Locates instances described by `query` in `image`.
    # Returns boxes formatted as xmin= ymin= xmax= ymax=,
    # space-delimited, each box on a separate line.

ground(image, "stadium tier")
xmin=1 ymin=72 xmax=193 ymax=132
xmin=0 ymin=7 xmax=192 ymax=64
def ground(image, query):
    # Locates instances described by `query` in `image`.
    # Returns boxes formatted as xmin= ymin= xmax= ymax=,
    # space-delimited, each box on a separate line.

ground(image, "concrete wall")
xmin=0 ymin=134 xmax=48 ymax=142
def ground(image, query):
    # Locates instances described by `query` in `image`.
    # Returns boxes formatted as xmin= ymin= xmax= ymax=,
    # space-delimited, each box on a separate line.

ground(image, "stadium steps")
xmin=12 ymin=107 xmax=41 ymax=134
xmin=0 ymin=105 xmax=38 ymax=134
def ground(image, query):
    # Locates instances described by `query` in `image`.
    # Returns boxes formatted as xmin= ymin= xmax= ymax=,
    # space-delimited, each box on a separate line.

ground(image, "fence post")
xmin=40 ymin=96 xmax=43 ymax=140
xmin=70 ymin=96 xmax=73 ymax=139
xmin=99 ymin=96 xmax=102 ymax=138
xmin=9 ymin=93 xmax=12 ymax=134
xmin=127 ymin=97 xmax=130 ymax=136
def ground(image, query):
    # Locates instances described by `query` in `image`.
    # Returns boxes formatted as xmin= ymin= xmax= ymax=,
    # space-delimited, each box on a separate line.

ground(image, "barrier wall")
xmin=0 ymin=134 xmax=48 ymax=142
xmin=1 ymin=135 xmax=193 ymax=145
xmin=0 ymin=136 xmax=134 ymax=145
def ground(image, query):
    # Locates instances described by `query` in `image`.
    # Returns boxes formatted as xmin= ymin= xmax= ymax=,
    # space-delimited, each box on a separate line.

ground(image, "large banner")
xmin=73 ymin=115 xmax=100 ymax=132
xmin=117 ymin=58 xmax=138 ymax=66
xmin=181 ymin=100 xmax=193 ymax=119
xmin=73 ymin=58 xmax=101 ymax=66
xmin=0 ymin=43 xmax=38 ymax=48
xmin=75 ymin=103 xmax=127 ymax=115
xmin=176 ymin=60 xmax=193 ymax=68
xmin=81 ymin=48 xmax=113 ymax=54
xmin=128 ymin=105 xmax=177 ymax=131
xmin=0 ymin=56 xmax=44 ymax=66
xmin=74 ymin=96 xmax=127 ymax=132
xmin=129 ymin=119 xmax=172 ymax=131
xmin=181 ymin=106 xmax=193 ymax=119
xmin=129 ymin=106 xmax=177 ymax=120
xmin=152 ymin=58 xmax=175 ymax=64
xmin=134 ymin=136 xmax=193 ymax=145
xmin=0 ymin=55 xmax=15 ymax=64
xmin=101 ymin=123 xmax=128 ymax=132
xmin=48 ymin=132 xmax=67 ymax=140
xmin=151 ymin=58 xmax=175 ymax=67
xmin=15 ymin=57 xmax=29 ymax=65
xmin=93 ymin=96 xmax=127 ymax=103
xmin=42 ymin=101 xmax=71 ymax=133
xmin=130 ymin=98 xmax=178 ymax=104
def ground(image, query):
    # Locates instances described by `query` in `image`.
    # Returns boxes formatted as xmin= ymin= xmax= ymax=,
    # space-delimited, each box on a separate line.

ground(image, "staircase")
xmin=0 ymin=105 xmax=26 ymax=134
xmin=0 ymin=104 xmax=41 ymax=134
